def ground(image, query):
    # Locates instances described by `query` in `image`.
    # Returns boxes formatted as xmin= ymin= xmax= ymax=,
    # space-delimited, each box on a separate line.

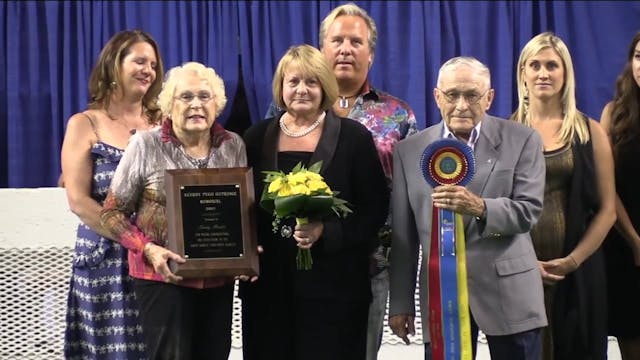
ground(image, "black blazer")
xmin=241 ymin=111 xmax=389 ymax=301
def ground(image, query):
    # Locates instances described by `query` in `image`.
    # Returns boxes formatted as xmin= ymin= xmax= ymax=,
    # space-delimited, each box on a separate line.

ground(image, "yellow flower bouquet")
xmin=260 ymin=161 xmax=352 ymax=270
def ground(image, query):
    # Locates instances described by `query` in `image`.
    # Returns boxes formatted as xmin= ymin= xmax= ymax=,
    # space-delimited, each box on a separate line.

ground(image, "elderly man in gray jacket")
xmin=389 ymin=56 xmax=547 ymax=360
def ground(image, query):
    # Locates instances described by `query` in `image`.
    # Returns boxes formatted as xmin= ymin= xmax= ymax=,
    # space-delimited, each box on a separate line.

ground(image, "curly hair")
xmin=608 ymin=31 xmax=640 ymax=160
xmin=158 ymin=62 xmax=227 ymax=118
xmin=87 ymin=29 xmax=164 ymax=123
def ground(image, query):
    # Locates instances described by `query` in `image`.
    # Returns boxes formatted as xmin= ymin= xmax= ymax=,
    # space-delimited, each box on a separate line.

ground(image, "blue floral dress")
xmin=64 ymin=142 xmax=146 ymax=359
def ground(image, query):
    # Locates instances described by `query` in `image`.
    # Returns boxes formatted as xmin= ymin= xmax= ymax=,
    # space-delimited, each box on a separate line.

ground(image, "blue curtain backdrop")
xmin=1 ymin=1 xmax=639 ymax=188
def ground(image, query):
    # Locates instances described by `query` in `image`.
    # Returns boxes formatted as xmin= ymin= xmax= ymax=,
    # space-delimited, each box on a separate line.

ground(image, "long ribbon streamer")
xmin=428 ymin=206 xmax=472 ymax=360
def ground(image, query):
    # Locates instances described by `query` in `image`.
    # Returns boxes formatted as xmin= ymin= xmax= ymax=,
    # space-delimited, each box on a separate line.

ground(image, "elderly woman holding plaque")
xmin=101 ymin=61 xmax=247 ymax=359
xmin=240 ymin=44 xmax=389 ymax=360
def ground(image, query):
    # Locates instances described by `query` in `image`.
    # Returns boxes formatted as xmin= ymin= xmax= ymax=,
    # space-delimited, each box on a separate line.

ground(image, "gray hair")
xmin=437 ymin=56 xmax=491 ymax=89
xmin=158 ymin=62 xmax=227 ymax=118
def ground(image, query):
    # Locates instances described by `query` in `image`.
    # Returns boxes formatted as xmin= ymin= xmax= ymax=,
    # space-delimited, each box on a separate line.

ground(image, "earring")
xmin=523 ymin=85 xmax=529 ymax=114
xmin=110 ymin=81 xmax=117 ymax=88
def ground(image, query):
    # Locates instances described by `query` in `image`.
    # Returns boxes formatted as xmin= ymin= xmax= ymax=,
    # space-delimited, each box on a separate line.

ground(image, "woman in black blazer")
xmin=239 ymin=44 xmax=389 ymax=360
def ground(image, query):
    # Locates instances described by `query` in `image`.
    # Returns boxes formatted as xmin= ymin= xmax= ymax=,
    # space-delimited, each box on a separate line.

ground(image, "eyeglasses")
xmin=174 ymin=91 xmax=213 ymax=104
xmin=437 ymin=88 xmax=488 ymax=105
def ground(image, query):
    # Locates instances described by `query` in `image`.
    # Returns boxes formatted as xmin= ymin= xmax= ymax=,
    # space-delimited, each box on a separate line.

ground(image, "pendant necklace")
xmin=184 ymin=151 xmax=211 ymax=168
xmin=107 ymin=108 xmax=145 ymax=135
xmin=110 ymin=116 xmax=137 ymax=136
xmin=180 ymin=143 xmax=212 ymax=169
xmin=339 ymin=95 xmax=358 ymax=109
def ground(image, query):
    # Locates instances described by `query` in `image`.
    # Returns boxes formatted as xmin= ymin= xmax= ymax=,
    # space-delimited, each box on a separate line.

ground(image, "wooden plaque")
xmin=165 ymin=167 xmax=259 ymax=278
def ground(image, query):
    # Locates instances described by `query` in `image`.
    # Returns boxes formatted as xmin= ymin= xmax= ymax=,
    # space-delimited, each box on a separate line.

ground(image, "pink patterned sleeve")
xmin=101 ymin=191 xmax=150 ymax=253
xmin=100 ymin=133 xmax=150 ymax=253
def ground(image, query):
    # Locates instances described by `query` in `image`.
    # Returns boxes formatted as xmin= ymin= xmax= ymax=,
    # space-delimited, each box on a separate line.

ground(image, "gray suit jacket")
xmin=388 ymin=115 xmax=548 ymax=340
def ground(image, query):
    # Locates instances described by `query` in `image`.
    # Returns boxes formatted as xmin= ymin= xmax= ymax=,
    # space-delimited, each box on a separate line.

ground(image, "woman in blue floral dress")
xmin=60 ymin=30 xmax=164 ymax=359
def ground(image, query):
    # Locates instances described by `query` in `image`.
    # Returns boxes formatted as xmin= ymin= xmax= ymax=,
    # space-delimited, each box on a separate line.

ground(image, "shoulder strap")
xmin=81 ymin=111 xmax=100 ymax=141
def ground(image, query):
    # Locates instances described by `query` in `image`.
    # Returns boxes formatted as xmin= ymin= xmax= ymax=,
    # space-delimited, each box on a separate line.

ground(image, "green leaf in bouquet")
xmin=262 ymin=170 xmax=286 ymax=183
xmin=332 ymin=197 xmax=353 ymax=217
xmin=302 ymin=195 xmax=334 ymax=217
xmin=274 ymin=194 xmax=307 ymax=217
xmin=308 ymin=161 xmax=323 ymax=174
xmin=259 ymin=188 xmax=276 ymax=212
xmin=290 ymin=162 xmax=304 ymax=173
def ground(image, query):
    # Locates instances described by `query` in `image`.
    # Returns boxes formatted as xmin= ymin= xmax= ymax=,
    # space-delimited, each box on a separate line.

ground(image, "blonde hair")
xmin=318 ymin=2 xmax=377 ymax=55
xmin=272 ymin=44 xmax=338 ymax=111
xmin=513 ymin=32 xmax=589 ymax=144
xmin=158 ymin=62 xmax=227 ymax=118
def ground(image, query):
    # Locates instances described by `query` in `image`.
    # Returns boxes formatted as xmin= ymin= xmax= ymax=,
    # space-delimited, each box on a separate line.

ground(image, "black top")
xmin=553 ymin=115 xmax=607 ymax=359
xmin=240 ymin=111 xmax=390 ymax=301
xmin=604 ymin=131 xmax=640 ymax=338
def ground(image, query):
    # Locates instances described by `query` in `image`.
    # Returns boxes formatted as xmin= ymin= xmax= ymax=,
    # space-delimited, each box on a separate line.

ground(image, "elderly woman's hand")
xmin=235 ymin=245 xmax=264 ymax=283
xmin=294 ymin=221 xmax=324 ymax=249
xmin=143 ymin=242 xmax=186 ymax=283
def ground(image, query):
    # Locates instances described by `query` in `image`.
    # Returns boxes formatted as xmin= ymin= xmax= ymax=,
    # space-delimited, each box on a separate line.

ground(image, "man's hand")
xmin=389 ymin=314 xmax=415 ymax=345
xmin=432 ymin=185 xmax=484 ymax=217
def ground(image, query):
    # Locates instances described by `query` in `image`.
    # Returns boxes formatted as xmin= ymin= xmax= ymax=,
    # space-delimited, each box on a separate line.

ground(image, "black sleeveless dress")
xmin=604 ymin=139 xmax=640 ymax=338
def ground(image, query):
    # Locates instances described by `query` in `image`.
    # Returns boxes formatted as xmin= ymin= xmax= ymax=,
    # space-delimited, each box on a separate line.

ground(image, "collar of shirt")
xmin=346 ymin=79 xmax=380 ymax=105
xmin=442 ymin=121 xmax=482 ymax=150
xmin=359 ymin=80 xmax=378 ymax=101
xmin=160 ymin=118 xmax=231 ymax=148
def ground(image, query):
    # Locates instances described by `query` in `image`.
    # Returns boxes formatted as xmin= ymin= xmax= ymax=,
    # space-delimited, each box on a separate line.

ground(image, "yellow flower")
xmin=290 ymin=184 xmax=311 ymax=196
xmin=277 ymin=183 xmax=292 ymax=197
xmin=260 ymin=160 xmax=352 ymax=271
xmin=305 ymin=171 xmax=322 ymax=181
xmin=268 ymin=177 xmax=284 ymax=193
xmin=287 ymin=171 xmax=308 ymax=186
xmin=307 ymin=179 xmax=330 ymax=193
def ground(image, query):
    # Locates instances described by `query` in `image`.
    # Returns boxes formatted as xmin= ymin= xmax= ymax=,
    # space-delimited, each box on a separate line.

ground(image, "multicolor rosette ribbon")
xmin=420 ymin=138 xmax=475 ymax=360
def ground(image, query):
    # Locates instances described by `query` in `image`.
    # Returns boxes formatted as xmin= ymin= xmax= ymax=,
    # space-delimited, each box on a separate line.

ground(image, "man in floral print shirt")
xmin=266 ymin=4 xmax=417 ymax=359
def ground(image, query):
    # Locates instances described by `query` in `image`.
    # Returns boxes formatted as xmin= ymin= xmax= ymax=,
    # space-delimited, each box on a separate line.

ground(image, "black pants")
xmin=133 ymin=279 xmax=234 ymax=360
xmin=470 ymin=312 xmax=542 ymax=360
xmin=242 ymin=294 xmax=369 ymax=360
